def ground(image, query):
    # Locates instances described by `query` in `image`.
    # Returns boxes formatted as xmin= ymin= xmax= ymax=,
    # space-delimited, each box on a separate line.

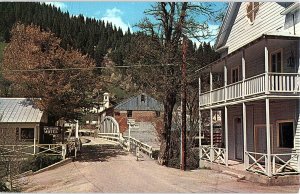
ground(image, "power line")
xmin=0 ymin=63 xmax=180 ymax=73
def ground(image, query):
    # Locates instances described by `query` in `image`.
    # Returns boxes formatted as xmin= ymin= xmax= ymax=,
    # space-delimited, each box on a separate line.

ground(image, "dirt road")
xmin=22 ymin=138 xmax=299 ymax=193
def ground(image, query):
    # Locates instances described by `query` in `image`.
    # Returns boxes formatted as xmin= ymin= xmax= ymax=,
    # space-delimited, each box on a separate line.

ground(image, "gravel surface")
xmin=21 ymin=138 xmax=300 ymax=193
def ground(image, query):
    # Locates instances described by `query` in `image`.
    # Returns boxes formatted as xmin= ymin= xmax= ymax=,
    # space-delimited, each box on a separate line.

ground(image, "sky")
xmin=44 ymin=1 xmax=226 ymax=44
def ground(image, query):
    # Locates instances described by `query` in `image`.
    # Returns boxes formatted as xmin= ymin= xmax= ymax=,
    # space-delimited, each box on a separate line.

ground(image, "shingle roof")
xmin=115 ymin=94 xmax=164 ymax=111
xmin=0 ymin=98 xmax=44 ymax=123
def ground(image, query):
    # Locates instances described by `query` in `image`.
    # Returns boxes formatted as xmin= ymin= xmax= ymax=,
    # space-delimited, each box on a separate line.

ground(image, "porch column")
xmin=33 ymin=125 xmax=37 ymax=155
xmin=242 ymin=49 xmax=246 ymax=98
xmin=224 ymin=106 xmax=228 ymax=166
xmin=210 ymin=70 xmax=213 ymax=105
xmin=210 ymin=108 xmax=214 ymax=162
xmin=199 ymin=77 xmax=204 ymax=168
xmin=266 ymin=98 xmax=272 ymax=176
xmin=265 ymin=39 xmax=269 ymax=94
xmin=224 ymin=60 xmax=227 ymax=102
xmin=243 ymin=103 xmax=248 ymax=169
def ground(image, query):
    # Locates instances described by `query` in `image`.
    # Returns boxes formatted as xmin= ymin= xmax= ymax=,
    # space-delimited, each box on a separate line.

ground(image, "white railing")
xmin=245 ymin=73 xmax=265 ymax=96
xmin=271 ymin=153 xmax=300 ymax=175
xmin=123 ymin=136 xmax=153 ymax=159
xmin=200 ymin=145 xmax=226 ymax=165
xmin=0 ymin=144 xmax=67 ymax=159
xmin=211 ymin=87 xmax=225 ymax=103
xmin=227 ymin=80 xmax=243 ymax=100
xmin=200 ymin=73 xmax=300 ymax=106
xmin=212 ymin=147 xmax=226 ymax=165
xmin=269 ymin=73 xmax=300 ymax=92
xmin=200 ymin=91 xmax=210 ymax=106
xmin=200 ymin=145 xmax=211 ymax=161
xmin=246 ymin=151 xmax=268 ymax=175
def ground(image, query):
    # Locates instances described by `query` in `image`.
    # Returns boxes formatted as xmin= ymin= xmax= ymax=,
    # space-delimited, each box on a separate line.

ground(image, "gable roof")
xmin=0 ymin=98 xmax=44 ymax=123
xmin=115 ymin=94 xmax=164 ymax=111
xmin=214 ymin=2 xmax=240 ymax=50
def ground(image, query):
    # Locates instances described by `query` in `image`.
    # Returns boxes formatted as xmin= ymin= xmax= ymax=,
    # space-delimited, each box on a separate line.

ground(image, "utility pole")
xmin=180 ymin=36 xmax=187 ymax=171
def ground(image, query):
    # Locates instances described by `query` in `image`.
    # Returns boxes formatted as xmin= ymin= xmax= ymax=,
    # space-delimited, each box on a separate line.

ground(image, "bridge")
xmin=96 ymin=116 xmax=155 ymax=159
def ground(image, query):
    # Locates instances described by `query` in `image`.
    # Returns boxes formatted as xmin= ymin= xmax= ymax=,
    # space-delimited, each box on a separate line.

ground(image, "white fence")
xmin=200 ymin=145 xmax=226 ymax=165
xmin=0 ymin=144 xmax=67 ymax=159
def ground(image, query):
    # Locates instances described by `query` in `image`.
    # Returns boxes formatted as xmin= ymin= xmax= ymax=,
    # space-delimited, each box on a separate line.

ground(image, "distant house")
xmin=114 ymin=93 xmax=164 ymax=133
xmin=0 ymin=98 xmax=47 ymax=145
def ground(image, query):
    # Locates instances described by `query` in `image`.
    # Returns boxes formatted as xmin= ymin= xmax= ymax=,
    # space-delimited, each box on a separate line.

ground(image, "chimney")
xmin=103 ymin=92 xmax=109 ymax=109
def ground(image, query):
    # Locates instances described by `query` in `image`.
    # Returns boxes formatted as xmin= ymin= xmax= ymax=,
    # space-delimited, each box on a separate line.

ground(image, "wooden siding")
xmin=227 ymin=100 xmax=298 ymax=160
xmin=224 ymin=2 xmax=298 ymax=54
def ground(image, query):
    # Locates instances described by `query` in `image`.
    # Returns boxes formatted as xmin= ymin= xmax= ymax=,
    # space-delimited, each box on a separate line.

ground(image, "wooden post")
xmin=33 ymin=125 xmax=37 ymax=155
xmin=224 ymin=60 xmax=227 ymax=102
xmin=265 ymin=39 xmax=269 ymax=94
xmin=243 ymin=102 xmax=248 ymax=168
xmin=199 ymin=77 xmax=204 ymax=168
xmin=266 ymin=98 xmax=271 ymax=176
xmin=210 ymin=109 xmax=214 ymax=162
xmin=210 ymin=70 xmax=213 ymax=105
xmin=225 ymin=106 xmax=228 ymax=166
xmin=242 ymin=49 xmax=246 ymax=98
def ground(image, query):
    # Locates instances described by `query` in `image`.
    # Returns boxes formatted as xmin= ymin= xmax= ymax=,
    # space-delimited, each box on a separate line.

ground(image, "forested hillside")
xmin=0 ymin=2 xmax=218 ymax=67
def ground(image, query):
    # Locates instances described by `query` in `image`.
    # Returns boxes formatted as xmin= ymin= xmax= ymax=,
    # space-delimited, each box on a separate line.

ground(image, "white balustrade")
xmin=199 ymin=73 xmax=300 ymax=107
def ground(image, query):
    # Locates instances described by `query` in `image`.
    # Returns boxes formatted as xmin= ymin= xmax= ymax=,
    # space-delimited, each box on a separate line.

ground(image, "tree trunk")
xmin=158 ymin=90 xmax=176 ymax=166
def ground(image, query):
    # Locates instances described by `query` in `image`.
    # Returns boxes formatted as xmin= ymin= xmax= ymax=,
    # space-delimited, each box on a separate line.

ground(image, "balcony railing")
xmin=200 ymin=73 xmax=300 ymax=107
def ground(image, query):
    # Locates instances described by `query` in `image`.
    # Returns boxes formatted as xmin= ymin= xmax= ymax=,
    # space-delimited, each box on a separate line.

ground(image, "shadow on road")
xmin=76 ymin=144 xmax=128 ymax=162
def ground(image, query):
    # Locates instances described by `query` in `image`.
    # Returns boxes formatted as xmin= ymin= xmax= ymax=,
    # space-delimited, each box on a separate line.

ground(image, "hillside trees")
xmin=2 ymin=23 xmax=96 ymax=123
xmin=125 ymin=2 xmax=218 ymax=166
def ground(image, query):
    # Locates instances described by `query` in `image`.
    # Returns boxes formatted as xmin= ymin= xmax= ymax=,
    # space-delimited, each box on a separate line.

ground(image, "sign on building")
xmin=43 ymin=126 xmax=61 ymax=134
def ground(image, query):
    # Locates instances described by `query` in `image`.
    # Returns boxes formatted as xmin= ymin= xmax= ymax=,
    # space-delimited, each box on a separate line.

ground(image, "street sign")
xmin=44 ymin=126 xmax=61 ymax=134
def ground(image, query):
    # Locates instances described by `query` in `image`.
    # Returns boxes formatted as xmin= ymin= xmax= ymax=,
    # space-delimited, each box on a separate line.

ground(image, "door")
xmin=234 ymin=117 xmax=244 ymax=161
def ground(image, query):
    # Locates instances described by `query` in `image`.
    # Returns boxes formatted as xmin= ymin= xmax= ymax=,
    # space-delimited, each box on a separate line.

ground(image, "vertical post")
xmin=225 ymin=106 xmax=228 ymax=166
xmin=224 ymin=60 xmax=227 ymax=102
xmin=210 ymin=71 xmax=213 ymax=105
xmin=265 ymin=38 xmax=269 ymax=94
xmin=180 ymin=36 xmax=187 ymax=171
xmin=33 ymin=125 xmax=37 ymax=155
xmin=243 ymin=102 xmax=248 ymax=168
xmin=210 ymin=109 xmax=214 ymax=162
xmin=242 ymin=49 xmax=246 ymax=98
xmin=266 ymin=98 xmax=271 ymax=176
xmin=75 ymin=120 xmax=79 ymax=139
xmin=199 ymin=77 xmax=204 ymax=168
xmin=128 ymin=123 xmax=131 ymax=151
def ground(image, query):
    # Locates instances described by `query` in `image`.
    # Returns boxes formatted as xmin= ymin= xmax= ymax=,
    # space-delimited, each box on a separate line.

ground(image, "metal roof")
xmin=115 ymin=94 xmax=164 ymax=111
xmin=0 ymin=98 xmax=44 ymax=123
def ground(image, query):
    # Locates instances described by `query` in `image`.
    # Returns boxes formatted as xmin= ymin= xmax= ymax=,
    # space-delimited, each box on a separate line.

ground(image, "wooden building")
xmin=0 ymin=98 xmax=47 ymax=146
xmin=198 ymin=2 xmax=300 ymax=177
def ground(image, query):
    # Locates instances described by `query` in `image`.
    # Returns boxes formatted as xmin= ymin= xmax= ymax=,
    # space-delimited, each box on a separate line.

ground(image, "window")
xmin=127 ymin=110 xmax=132 ymax=118
xmin=246 ymin=2 xmax=259 ymax=24
xmin=231 ymin=67 xmax=239 ymax=83
xmin=277 ymin=121 xmax=294 ymax=148
xmin=141 ymin=95 xmax=145 ymax=102
xmin=155 ymin=111 xmax=160 ymax=117
xmin=21 ymin=128 xmax=34 ymax=140
xmin=270 ymin=50 xmax=282 ymax=73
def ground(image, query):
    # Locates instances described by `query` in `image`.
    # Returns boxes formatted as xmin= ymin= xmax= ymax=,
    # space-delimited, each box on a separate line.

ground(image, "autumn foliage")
xmin=2 ymin=23 xmax=96 ymax=122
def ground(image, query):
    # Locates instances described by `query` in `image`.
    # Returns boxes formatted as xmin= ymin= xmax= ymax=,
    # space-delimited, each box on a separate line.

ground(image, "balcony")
xmin=200 ymin=73 xmax=300 ymax=108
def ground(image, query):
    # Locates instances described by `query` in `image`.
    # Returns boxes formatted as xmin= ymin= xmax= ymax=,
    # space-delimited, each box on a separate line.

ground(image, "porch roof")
xmin=0 ymin=98 xmax=43 ymax=123
xmin=196 ymin=34 xmax=300 ymax=74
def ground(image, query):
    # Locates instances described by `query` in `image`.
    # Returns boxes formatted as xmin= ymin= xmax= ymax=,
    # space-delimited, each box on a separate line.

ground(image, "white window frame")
xmin=276 ymin=119 xmax=294 ymax=149
xmin=269 ymin=49 xmax=283 ymax=73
